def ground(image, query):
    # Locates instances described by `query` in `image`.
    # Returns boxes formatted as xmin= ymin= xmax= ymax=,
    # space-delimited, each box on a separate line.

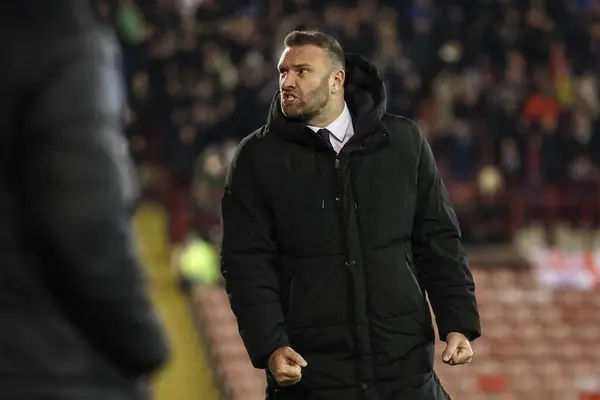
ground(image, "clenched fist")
xmin=442 ymin=332 xmax=473 ymax=366
xmin=268 ymin=346 xmax=308 ymax=387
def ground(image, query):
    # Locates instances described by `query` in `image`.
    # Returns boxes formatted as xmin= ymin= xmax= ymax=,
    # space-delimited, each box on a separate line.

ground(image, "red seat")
xmin=478 ymin=374 xmax=507 ymax=393
xmin=580 ymin=394 xmax=600 ymax=400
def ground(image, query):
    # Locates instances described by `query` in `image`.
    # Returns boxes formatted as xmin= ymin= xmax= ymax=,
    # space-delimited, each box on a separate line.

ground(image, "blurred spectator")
xmin=178 ymin=228 xmax=221 ymax=288
xmin=434 ymin=119 xmax=479 ymax=182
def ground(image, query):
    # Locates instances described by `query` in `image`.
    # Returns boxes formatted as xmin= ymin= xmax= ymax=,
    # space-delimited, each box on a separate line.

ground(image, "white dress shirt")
xmin=307 ymin=102 xmax=354 ymax=154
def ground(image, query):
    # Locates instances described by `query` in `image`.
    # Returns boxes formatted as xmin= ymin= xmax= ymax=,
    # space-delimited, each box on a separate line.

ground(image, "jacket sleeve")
xmin=221 ymin=138 xmax=290 ymax=369
xmin=20 ymin=28 xmax=168 ymax=377
xmin=410 ymin=123 xmax=481 ymax=342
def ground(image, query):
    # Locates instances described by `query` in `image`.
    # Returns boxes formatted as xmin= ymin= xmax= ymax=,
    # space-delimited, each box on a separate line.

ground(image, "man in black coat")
xmin=221 ymin=31 xmax=481 ymax=400
xmin=0 ymin=1 xmax=168 ymax=399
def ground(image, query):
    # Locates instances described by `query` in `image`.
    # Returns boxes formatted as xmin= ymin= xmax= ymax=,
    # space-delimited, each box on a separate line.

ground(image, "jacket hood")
xmin=267 ymin=53 xmax=388 ymax=151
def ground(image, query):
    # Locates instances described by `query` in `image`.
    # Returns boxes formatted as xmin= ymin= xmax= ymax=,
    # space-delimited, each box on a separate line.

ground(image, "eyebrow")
xmin=278 ymin=63 xmax=313 ymax=71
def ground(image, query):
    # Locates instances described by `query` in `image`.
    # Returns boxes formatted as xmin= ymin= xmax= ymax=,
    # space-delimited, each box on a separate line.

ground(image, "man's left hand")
xmin=442 ymin=332 xmax=473 ymax=366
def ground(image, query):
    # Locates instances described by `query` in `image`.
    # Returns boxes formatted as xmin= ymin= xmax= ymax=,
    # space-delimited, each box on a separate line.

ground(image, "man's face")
xmin=277 ymin=45 xmax=333 ymax=121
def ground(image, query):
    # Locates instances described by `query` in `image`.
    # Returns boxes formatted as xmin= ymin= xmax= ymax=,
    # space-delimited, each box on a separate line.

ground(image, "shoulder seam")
xmin=382 ymin=113 xmax=420 ymax=135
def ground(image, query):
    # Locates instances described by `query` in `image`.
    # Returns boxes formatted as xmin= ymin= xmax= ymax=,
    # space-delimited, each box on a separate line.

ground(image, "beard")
xmin=280 ymin=75 xmax=330 ymax=122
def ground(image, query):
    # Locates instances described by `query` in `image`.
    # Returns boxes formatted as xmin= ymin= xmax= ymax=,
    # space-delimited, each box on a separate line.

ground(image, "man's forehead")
xmin=277 ymin=45 xmax=328 ymax=67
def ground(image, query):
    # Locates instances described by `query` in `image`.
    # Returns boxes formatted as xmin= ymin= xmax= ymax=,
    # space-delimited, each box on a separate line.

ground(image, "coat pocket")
xmin=285 ymin=256 xmax=349 ymax=329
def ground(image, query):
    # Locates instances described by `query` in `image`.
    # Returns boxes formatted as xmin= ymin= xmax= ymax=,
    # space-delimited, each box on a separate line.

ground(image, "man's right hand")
xmin=268 ymin=346 xmax=308 ymax=387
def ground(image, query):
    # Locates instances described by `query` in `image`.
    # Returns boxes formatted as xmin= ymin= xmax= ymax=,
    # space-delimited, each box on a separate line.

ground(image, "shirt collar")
xmin=307 ymin=102 xmax=351 ymax=143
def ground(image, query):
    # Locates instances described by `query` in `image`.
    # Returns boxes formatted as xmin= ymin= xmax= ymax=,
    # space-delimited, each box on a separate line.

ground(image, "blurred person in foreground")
xmin=0 ymin=1 xmax=168 ymax=399
xmin=221 ymin=31 xmax=481 ymax=400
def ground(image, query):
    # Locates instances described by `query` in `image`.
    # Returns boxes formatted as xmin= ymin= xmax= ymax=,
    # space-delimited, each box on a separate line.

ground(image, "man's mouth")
xmin=282 ymin=93 xmax=298 ymax=106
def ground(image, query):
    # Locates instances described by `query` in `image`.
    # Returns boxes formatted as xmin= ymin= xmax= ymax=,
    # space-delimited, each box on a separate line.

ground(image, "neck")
xmin=308 ymin=99 xmax=345 ymax=127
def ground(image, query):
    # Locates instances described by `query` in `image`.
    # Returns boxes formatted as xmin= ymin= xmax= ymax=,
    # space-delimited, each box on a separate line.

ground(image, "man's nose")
xmin=281 ymin=73 xmax=296 ymax=89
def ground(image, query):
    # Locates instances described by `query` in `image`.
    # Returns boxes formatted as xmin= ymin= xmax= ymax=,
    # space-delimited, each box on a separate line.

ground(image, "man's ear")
xmin=332 ymin=69 xmax=345 ymax=94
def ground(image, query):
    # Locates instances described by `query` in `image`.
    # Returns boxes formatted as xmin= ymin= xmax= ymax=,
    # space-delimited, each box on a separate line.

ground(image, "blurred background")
xmin=94 ymin=0 xmax=600 ymax=399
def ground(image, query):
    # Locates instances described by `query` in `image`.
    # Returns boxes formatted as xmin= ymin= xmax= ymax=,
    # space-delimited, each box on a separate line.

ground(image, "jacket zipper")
xmin=288 ymin=271 xmax=294 ymax=323
xmin=405 ymin=253 xmax=422 ymax=296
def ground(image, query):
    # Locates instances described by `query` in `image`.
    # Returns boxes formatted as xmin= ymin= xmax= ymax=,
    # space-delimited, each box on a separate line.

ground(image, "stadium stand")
xmin=191 ymin=267 xmax=600 ymax=400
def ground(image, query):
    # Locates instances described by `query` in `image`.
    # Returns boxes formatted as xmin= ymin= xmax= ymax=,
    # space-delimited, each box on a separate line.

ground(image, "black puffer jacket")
xmin=0 ymin=3 xmax=168 ymax=399
xmin=221 ymin=53 xmax=480 ymax=400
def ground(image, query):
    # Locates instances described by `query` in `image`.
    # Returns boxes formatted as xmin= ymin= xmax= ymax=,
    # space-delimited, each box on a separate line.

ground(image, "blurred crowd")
xmin=96 ymin=0 xmax=600 ymax=283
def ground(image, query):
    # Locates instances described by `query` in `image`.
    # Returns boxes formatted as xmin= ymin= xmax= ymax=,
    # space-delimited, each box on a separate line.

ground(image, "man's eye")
xmin=299 ymin=69 xmax=308 ymax=75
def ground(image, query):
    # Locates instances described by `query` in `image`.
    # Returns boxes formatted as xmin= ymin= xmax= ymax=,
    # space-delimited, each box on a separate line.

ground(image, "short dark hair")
xmin=283 ymin=30 xmax=345 ymax=70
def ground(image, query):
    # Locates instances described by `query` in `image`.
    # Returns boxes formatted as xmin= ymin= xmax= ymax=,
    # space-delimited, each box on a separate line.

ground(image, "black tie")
xmin=317 ymin=128 xmax=333 ymax=150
